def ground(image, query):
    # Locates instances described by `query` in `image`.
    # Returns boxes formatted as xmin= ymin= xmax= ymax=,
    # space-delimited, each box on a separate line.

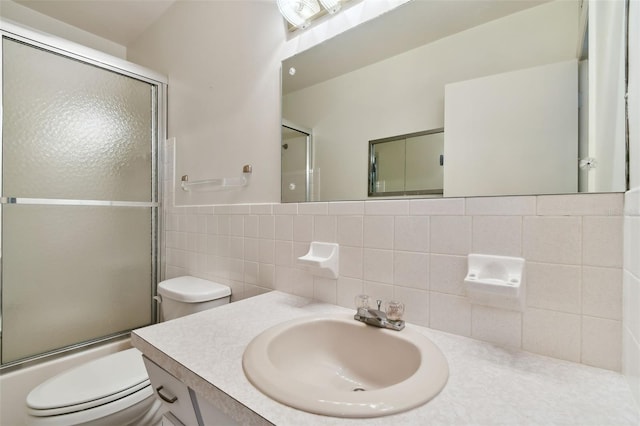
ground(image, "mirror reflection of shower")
xmin=281 ymin=121 xmax=313 ymax=202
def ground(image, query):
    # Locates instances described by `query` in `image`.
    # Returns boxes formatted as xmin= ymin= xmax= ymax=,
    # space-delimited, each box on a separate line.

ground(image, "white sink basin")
xmin=242 ymin=314 xmax=449 ymax=418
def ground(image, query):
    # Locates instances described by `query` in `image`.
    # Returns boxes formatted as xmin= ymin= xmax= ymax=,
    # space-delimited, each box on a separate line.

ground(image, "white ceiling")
xmin=13 ymin=0 xmax=177 ymax=46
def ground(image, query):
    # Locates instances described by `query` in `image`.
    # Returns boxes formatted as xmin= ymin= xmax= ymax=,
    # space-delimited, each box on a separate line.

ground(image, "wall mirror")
xmin=281 ymin=0 xmax=628 ymax=202
xmin=369 ymin=128 xmax=444 ymax=197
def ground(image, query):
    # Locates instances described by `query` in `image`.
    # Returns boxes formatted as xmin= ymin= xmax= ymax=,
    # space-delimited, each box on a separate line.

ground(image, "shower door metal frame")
xmin=0 ymin=20 xmax=167 ymax=369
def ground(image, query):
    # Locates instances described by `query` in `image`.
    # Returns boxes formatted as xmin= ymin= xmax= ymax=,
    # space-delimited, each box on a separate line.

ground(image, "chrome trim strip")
xmin=1 ymin=197 xmax=158 ymax=207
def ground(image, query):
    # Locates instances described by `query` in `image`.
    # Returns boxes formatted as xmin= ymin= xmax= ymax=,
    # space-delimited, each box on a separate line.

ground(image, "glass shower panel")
xmin=2 ymin=38 xmax=153 ymax=202
xmin=2 ymin=205 xmax=153 ymax=363
xmin=1 ymin=36 xmax=158 ymax=365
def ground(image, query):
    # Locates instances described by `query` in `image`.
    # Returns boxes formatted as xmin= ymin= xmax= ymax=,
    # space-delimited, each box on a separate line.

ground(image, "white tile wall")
xmin=523 ymin=308 xmax=582 ymax=362
xmin=471 ymin=304 xmax=522 ymax=348
xmin=162 ymin=140 xmax=628 ymax=373
xmin=623 ymin=187 xmax=640 ymax=404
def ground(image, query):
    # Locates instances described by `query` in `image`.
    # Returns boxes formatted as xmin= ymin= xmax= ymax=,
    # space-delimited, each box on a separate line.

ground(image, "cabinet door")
xmin=143 ymin=356 xmax=200 ymax=426
xmin=162 ymin=412 xmax=186 ymax=426
xmin=196 ymin=394 xmax=239 ymax=426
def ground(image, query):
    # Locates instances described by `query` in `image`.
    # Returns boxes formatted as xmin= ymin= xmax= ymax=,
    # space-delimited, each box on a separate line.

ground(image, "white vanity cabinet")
xmin=143 ymin=355 xmax=239 ymax=426
xmin=143 ymin=356 xmax=200 ymax=426
xmin=195 ymin=394 xmax=239 ymax=425
xmin=161 ymin=412 xmax=188 ymax=426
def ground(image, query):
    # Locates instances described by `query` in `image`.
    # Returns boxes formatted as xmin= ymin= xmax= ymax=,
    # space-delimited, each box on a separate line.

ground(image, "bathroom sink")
xmin=242 ymin=314 xmax=449 ymax=418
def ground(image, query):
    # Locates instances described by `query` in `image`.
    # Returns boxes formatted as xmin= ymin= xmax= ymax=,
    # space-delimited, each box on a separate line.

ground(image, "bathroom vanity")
xmin=132 ymin=291 xmax=638 ymax=425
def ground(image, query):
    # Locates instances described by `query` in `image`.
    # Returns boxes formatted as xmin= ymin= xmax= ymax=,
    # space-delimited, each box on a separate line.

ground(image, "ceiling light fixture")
xmin=276 ymin=0 xmax=321 ymax=29
xmin=319 ymin=0 xmax=341 ymax=14
xmin=277 ymin=0 xmax=347 ymax=30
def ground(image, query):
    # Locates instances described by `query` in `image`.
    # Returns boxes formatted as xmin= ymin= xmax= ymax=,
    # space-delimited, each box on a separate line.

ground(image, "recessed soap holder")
xmin=297 ymin=242 xmax=339 ymax=279
xmin=464 ymin=254 xmax=525 ymax=310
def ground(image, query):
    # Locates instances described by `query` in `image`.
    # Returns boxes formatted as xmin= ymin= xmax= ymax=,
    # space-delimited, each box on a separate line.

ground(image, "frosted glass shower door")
xmin=1 ymin=37 xmax=159 ymax=364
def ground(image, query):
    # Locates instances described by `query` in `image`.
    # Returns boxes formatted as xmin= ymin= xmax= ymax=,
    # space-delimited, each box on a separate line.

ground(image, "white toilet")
xmin=25 ymin=276 xmax=231 ymax=426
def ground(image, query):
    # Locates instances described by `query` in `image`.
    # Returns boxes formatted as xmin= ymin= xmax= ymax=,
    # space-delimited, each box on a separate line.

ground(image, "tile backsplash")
xmin=164 ymin=190 xmax=624 ymax=373
xmin=623 ymin=187 xmax=640 ymax=404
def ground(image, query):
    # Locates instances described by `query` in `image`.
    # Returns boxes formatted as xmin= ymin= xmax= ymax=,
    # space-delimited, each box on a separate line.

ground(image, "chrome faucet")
xmin=354 ymin=298 xmax=405 ymax=331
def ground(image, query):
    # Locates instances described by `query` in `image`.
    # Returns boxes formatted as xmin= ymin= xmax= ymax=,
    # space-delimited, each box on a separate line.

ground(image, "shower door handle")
xmin=156 ymin=385 xmax=178 ymax=403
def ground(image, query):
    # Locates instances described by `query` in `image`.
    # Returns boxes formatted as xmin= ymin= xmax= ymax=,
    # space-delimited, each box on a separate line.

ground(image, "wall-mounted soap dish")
xmin=297 ymin=242 xmax=339 ymax=279
xmin=464 ymin=254 xmax=525 ymax=310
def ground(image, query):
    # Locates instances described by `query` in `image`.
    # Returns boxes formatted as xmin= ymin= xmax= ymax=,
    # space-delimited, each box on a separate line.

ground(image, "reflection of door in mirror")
xmin=444 ymin=60 xmax=579 ymax=197
xmin=281 ymin=123 xmax=311 ymax=202
xmin=369 ymin=129 xmax=444 ymax=197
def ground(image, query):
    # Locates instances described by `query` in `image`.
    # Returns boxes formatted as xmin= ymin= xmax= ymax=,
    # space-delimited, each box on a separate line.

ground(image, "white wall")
xmin=629 ymin=0 xmax=640 ymax=191
xmin=128 ymin=1 xmax=284 ymax=206
xmin=623 ymin=0 xmax=640 ymax=408
xmin=0 ymin=0 xmax=126 ymax=58
xmin=283 ymin=0 xmax=578 ymax=201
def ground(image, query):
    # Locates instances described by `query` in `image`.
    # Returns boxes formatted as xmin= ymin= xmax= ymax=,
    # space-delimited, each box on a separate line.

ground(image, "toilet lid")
xmin=158 ymin=276 xmax=230 ymax=302
xmin=27 ymin=348 xmax=149 ymax=414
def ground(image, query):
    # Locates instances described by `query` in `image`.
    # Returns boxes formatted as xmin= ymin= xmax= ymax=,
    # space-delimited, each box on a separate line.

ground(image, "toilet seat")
xmin=27 ymin=348 xmax=150 ymax=417
xmin=158 ymin=276 xmax=231 ymax=302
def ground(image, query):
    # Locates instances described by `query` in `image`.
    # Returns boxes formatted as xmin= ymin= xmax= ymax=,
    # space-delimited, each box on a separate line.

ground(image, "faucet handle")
xmin=385 ymin=301 xmax=405 ymax=321
xmin=354 ymin=294 xmax=370 ymax=310
xmin=376 ymin=299 xmax=382 ymax=310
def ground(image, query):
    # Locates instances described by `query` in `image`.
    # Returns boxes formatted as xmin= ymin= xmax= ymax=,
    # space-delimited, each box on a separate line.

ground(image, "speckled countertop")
xmin=131 ymin=291 xmax=639 ymax=425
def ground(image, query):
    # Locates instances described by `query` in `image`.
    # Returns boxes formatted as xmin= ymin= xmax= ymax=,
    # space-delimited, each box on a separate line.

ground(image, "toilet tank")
xmin=157 ymin=276 xmax=230 ymax=321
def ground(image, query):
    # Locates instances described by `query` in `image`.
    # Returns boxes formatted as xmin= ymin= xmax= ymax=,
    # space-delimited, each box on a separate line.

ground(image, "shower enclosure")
xmin=0 ymin=22 xmax=166 ymax=367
